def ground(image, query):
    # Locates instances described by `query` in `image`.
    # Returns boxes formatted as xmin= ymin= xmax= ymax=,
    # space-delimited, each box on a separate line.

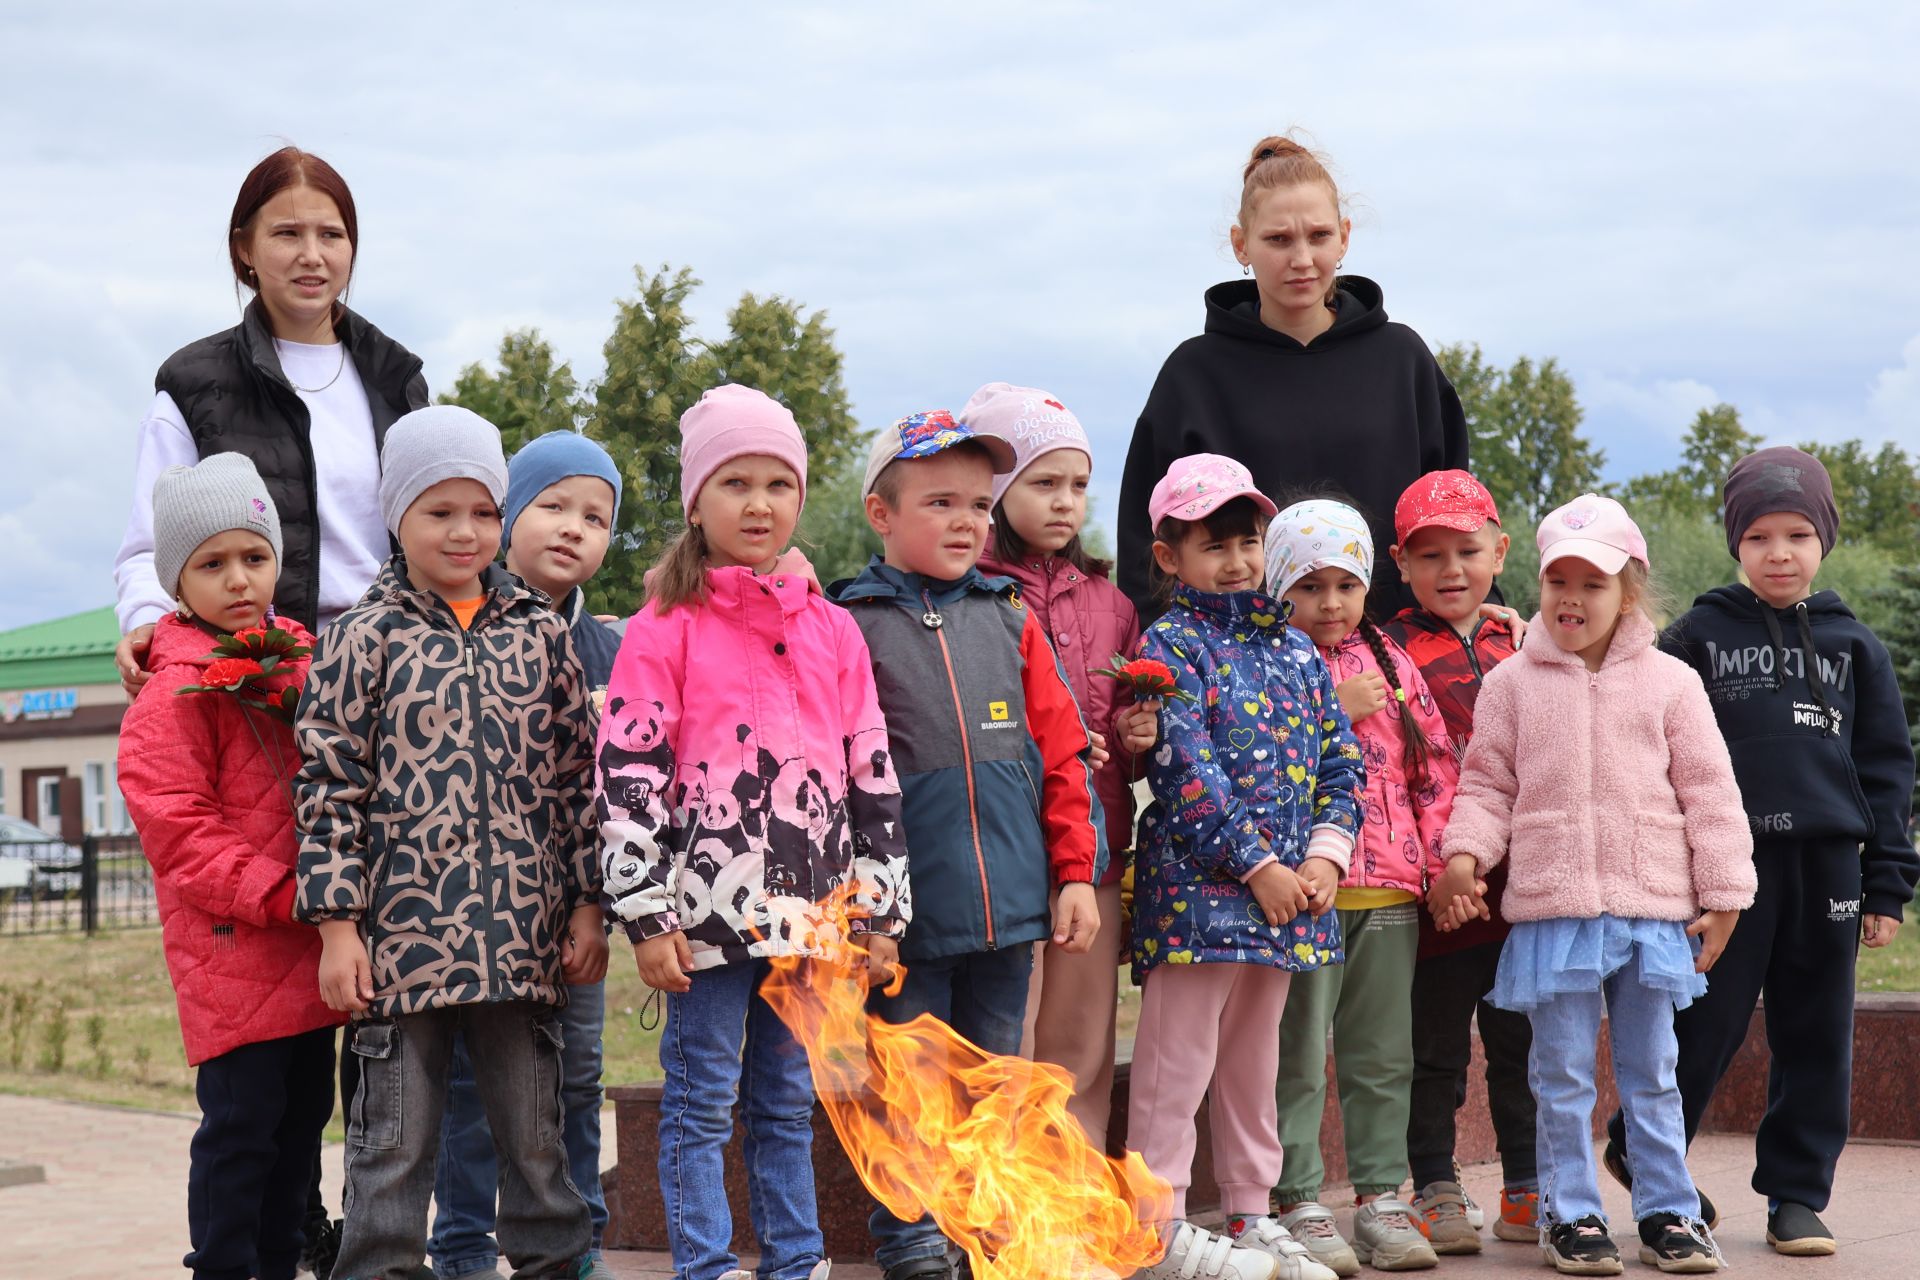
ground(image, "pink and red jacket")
xmin=118 ymin=615 xmax=342 ymax=1065
xmin=1315 ymin=630 xmax=1457 ymax=894
xmin=1442 ymin=610 xmax=1757 ymax=923
xmin=979 ymin=538 xmax=1141 ymax=877
xmin=597 ymin=556 xmax=911 ymax=970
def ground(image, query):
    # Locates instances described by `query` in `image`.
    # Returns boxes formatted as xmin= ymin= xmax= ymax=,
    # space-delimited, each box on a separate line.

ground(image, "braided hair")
xmin=1355 ymin=615 xmax=1439 ymax=798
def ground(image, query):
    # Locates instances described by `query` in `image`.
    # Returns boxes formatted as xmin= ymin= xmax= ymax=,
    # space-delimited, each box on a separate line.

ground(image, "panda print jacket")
xmin=597 ymin=558 xmax=912 ymax=968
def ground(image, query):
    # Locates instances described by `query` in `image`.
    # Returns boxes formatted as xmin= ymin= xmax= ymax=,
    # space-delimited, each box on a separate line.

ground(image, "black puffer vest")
xmin=155 ymin=300 xmax=429 ymax=629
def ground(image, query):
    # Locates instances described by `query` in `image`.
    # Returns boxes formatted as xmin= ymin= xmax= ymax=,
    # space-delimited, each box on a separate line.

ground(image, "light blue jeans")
xmin=429 ymin=979 xmax=607 ymax=1276
xmin=1528 ymin=971 xmax=1701 ymax=1226
xmin=659 ymin=959 xmax=823 ymax=1280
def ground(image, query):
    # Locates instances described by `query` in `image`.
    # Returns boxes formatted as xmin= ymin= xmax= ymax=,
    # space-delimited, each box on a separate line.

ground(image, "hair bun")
xmin=1244 ymin=135 xmax=1308 ymax=182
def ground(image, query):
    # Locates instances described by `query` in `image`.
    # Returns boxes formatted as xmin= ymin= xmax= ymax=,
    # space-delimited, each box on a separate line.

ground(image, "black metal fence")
xmin=0 ymin=834 xmax=155 ymax=936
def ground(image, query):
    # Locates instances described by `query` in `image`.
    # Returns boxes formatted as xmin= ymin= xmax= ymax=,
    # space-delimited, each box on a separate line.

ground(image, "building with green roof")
xmin=0 ymin=607 xmax=131 ymax=833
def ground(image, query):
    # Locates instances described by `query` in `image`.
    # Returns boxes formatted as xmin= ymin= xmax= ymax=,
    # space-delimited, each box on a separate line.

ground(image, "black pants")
xmin=304 ymin=1027 xmax=362 ymax=1230
xmin=1607 ymin=839 xmax=1860 ymax=1211
xmin=1407 ymin=938 xmax=1538 ymax=1189
xmin=187 ymin=1026 xmax=338 ymax=1280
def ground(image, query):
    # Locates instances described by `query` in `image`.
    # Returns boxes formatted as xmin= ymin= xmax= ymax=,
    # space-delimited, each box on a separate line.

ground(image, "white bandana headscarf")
xmin=1265 ymin=499 xmax=1374 ymax=597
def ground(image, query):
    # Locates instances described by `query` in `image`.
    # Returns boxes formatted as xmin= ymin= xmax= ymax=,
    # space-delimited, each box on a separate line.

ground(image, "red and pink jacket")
xmin=979 ymin=539 xmax=1141 ymax=878
xmin=1315 ymin=630 xmax=1457 ymax=894
xmin=118 ymin=615 xmax=342 ymax=1065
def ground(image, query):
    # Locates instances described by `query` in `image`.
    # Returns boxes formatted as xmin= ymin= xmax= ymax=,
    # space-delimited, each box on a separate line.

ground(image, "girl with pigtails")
xmin=1264 ymin=498 xmax=1458 ymax=1275
xmin=597 ymin=384 xmax=912 ymax=1280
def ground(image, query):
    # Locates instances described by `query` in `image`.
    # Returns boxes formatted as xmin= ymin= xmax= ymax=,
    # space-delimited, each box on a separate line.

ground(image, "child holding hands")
xmin=1435 ymin=495 xmax=1755 ymax=1276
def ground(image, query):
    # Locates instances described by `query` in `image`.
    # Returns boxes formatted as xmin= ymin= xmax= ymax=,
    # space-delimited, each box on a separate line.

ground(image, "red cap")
xmin=1393 ymin=470 xmax=1501 ymax=545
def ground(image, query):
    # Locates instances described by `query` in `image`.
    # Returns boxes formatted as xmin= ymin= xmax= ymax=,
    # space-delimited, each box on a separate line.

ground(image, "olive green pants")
xmin=1273 ymin=901 xmax=1419 ymax=1201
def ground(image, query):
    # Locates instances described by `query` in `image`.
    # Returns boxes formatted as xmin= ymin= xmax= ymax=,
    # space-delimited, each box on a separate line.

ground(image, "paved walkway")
xmin=2 ymin=1092 xmax=1913 ymax=1277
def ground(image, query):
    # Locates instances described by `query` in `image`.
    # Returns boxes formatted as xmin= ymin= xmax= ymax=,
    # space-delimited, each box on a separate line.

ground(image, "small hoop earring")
xmin=174 ymin=597 xmax=191 ymax=621
xmin=1242 ymin=263 xmax=1252 ymax=277
xmin=1336 ymin=260 xmax=1345 ymax=270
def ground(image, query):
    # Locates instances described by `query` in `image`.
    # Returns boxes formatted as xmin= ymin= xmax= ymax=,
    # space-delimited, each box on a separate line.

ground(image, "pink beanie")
xmin=958 ymin=382 xmax=1093 ymax=507
xmin=678 ymin=385 xmax=809 ymax=518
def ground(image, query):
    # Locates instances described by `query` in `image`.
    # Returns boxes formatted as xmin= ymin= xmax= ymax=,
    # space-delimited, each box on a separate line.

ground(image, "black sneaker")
xmin=1637 ymin=1214 xmax=1722 ymax=1273
xmin=299 ymin=1215 xmax=342 ymax=1280
xmin=883 ymin=1256 xmax=955 ymax=1280
xmin=1599 ymin=1140 xmax=1719 ymax=1229
xmin=1766 ymin=1202 xmax=1837 ymax=1257
xmin=1541 ymin=1216 xmax=1622 ymax=1276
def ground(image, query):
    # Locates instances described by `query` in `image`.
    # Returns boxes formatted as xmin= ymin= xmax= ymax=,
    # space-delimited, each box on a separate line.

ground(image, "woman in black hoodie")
xmin=1117 ymin=135 xmax=1468 ymax=618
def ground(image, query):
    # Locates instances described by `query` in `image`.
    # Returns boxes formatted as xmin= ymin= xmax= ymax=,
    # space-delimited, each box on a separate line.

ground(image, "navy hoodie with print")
xmin=1661 ymin=584 xmax=1918 ymax=919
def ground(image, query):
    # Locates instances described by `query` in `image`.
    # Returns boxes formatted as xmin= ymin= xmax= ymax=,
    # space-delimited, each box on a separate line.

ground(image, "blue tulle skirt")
xmin=1489 ymin=914 xmax=1707 ymax=1013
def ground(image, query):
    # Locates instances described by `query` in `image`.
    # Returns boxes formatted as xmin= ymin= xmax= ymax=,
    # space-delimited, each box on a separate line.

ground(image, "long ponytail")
xmin=1356 ymin=617 xmax=1438 ymax=798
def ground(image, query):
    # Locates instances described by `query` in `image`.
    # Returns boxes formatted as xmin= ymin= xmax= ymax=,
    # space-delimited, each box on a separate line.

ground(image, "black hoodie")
xmin=1117 ymin=276 xmax=1468 ymax=619
xmin=1663 ymin=584 xmax=1918 ymax=919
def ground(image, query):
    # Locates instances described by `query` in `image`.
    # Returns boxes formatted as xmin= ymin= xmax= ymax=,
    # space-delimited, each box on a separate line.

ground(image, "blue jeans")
xmin=660 ymin=959 xmax=822 ymax=1280
xmin=429 ymin=980 xmax=607 ymax=1276
xmin=1529 ymin=971 xmax=1700 ymax=1226
xmin=866 ymin=946 xmax=1034 ymax=1272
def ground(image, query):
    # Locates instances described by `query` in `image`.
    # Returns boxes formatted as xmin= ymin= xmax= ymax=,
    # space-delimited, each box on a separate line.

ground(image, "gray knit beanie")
xmin=378 ymin=405 xmax=509 ymax=534
xmin=152 ymin=453 xmax=283 ymax=596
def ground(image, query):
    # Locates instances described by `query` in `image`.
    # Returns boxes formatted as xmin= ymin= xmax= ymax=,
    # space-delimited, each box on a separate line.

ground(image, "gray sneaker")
xmin=1131 ymin=1221 xmax=1282 ymax=1280
xmin=1351 ymin=1199 xmax=1439 ymax=1271
xmin=1411 ymin=1180 xmax=1482 ymax=1255
xmin=1276 ymin=1204 xmax=1360 ymax=1278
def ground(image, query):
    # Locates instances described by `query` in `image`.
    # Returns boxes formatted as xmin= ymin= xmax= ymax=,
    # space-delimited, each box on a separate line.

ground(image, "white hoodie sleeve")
xmin=113 ymin=392 xmax=199 ymax=633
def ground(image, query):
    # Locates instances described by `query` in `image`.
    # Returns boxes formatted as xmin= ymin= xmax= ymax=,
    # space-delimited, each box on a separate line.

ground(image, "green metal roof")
xmin=0 ymin=606 xmax=120 ymax=692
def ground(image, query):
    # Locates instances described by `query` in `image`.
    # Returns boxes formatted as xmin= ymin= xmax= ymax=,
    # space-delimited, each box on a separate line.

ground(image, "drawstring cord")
xmin=1794 ymin=602 xmax=1841 ymax=737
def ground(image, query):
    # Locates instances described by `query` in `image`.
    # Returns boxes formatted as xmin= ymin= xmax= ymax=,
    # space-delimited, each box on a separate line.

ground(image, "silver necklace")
xmin=285 ymin=343 xmax=348 ymax=394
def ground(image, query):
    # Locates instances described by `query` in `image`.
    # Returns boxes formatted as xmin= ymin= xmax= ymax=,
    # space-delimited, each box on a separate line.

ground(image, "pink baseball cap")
xmin=958 ymin=382 xmax=1093 ymax=507
xmin=1537 ymin=493 xmax=1649 ymax=575
xmin=1148 ymin=453 xmax=1277 ymax=529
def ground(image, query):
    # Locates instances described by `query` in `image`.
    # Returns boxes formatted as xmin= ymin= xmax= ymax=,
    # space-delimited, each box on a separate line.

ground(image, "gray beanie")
xmin=378 ymin=405 xmax=509 ymax=534
xmin=152 ymin=453 xmax=283 ymax=596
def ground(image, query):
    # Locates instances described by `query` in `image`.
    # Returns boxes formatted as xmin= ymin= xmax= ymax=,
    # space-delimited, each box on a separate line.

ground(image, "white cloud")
xmin=1867 ymin=334 xmax=1920 ymax=435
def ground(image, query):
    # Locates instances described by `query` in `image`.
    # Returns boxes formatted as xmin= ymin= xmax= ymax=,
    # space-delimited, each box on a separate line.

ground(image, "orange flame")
xmin=759 ymin=896 xmax=1172 ymax=1280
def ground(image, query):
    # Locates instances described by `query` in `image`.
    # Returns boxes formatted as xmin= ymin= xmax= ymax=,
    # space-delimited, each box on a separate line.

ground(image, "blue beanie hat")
xmin=502 ymin=431 xmax=624 ymax=551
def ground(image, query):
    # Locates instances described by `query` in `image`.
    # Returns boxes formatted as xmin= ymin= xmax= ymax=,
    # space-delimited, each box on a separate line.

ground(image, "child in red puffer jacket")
xmin=964 ymin=382 xmax=1157 ymax=1152
xmin=119 ymin=453 xmax=341 ymax=1280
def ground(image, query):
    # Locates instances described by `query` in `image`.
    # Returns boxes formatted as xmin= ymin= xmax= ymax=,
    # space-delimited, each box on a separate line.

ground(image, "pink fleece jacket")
xmin=1442 ymin=610 xmax=1756 ymax=923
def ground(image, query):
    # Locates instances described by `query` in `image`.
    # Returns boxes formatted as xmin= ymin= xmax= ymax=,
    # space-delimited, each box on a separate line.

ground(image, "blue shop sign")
xmin=1 ymin=688 xmax=80 ymax=723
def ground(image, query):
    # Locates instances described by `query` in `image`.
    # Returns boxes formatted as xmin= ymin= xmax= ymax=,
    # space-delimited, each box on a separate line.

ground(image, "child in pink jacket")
xmin=1435 ymin=494 xmax=1756 ymax=1277
xmin=599 ymin=385 xmax=911 ymax=1280
xmin=1265 ymin=499 xmax=1455 ymax=1274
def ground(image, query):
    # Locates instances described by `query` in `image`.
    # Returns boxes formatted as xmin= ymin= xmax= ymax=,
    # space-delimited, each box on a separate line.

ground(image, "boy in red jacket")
xmin=119 ymin=453 xmax=343 ymax=1280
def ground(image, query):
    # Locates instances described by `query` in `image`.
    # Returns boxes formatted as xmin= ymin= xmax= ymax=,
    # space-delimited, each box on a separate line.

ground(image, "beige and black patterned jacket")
xmin=294 ymin=558 xmax=600 ymax=1017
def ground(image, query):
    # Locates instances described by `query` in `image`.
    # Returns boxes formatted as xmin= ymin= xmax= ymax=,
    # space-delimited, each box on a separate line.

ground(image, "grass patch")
xmin=1855 ymin=916 xmax=1920 ymax=993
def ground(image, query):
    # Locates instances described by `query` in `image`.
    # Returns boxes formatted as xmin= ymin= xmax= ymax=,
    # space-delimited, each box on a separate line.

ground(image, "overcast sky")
xmin=2 ymin=1 xmax=1916 ymax=630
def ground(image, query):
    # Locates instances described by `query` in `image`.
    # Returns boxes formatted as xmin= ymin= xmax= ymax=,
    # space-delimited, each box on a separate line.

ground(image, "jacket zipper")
xmin=463 ymin=619 xmax=497 ymax=997
xmin=1588 ymin=667 xmax=1602 ymax=882
xmin=925 ymin=588 xmax=996 ymax=949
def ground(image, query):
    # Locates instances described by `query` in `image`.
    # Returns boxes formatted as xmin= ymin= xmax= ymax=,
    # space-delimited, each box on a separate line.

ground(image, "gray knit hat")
xmin=378 ymin=405 xmax=509 ymax=534
xmin=152 ymin=453 xmax=283 ymax=596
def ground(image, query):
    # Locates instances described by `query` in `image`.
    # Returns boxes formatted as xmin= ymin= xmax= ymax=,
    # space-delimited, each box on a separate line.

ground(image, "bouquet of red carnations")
xmin=1091 ymin=654 xmax=1194 ymax=703
xmin=176 ymin=620 xmax=313 ymax=724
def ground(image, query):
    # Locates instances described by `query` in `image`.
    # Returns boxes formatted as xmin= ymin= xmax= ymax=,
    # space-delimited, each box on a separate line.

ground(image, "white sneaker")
xmin=1275 ymin=1204 xmax=1360 ymax=1278
xmin=1226 ymin=1215 xmax=1342 ymax=1280
xmin=1132 ymin=1220 xmax=1282 ymax=1280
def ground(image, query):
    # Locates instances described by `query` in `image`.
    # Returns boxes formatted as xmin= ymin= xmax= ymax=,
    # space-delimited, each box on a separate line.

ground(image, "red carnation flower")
xmin=1092 ymin=654 xmax=1194 ymax=702
xmin=201 ymin=657 xmax=264 ymax=690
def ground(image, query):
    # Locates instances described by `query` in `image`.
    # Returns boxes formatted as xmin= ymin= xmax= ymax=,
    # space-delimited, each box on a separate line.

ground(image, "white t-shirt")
xmin=113 ymin=338 xmax=391 ymax=632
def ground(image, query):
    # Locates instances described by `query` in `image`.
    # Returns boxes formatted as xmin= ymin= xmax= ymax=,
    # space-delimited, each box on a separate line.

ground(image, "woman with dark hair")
xmin=109 ymin=146 xmax=429 ymax=1280
xmin=113 ymin=145 xmax=429 ymax=692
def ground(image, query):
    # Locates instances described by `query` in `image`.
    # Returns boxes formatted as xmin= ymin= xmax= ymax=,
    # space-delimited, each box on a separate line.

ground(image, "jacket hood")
xmin=1521 ymin=607 xmax=1658 ymax=671
xmin=1691 ymin=583 xmax=1856 ymax=624
xmin=1202 ymin=275 xmax=1388 ymax=351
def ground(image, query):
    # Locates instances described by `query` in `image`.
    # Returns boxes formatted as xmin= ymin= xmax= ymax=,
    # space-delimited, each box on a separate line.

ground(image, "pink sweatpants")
xmin=1127 ymin=962 xmax=1293 ymax=1220
xmin=1019 ymin=881 xmax=1125 ymax=1151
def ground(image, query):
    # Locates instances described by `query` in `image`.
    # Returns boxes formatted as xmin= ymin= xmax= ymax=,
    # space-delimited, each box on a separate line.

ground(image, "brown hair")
xmin=645 ymin=526 xmax=710 ymax=612
xmin=1239 ymin=134 xmax=1345 ymax=307
xmin=1354 ymin=616 xmax=1440 ymax=792
xmin=1149 ymin=496 xmax=1269 ymax=603
xmin=990 ymin=506 xmax=1112 ymax=578
xmin=228 ymin=147 xmax=358 ymax=295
